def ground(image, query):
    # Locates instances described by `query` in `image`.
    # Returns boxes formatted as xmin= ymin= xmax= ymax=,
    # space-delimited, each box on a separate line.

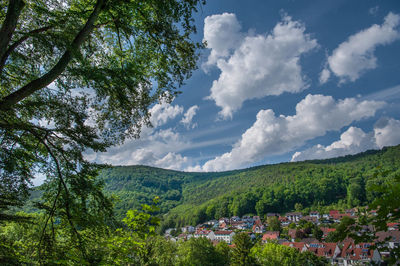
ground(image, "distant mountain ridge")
xmin=97 ymin=145 xmax=400 ymax=229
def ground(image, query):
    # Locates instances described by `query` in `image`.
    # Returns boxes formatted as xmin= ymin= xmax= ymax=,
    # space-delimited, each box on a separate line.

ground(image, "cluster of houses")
xmin=165 ymin=209 xmax=400 ymax=265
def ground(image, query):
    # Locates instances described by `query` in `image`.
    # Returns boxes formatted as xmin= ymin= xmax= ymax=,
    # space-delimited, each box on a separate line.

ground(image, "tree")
xmin=294 ymin=203 xmax=303 ymax=212
xmin=176 ymin=237 xmax=226 ymax=266
xmin=312 ymin=226 xmax=323 ymax=241
xmin=0 ymin=0 xmax=204 ymax=262
xmin=267 ymin=216 xmax=281 ymax=232
xmin=231 ymin=232 xmax=256 ymax=266
xmin=251 ymin=242 xmax=327 ymax=266
xmin=105 ymin=198 xmax=162 ymax=265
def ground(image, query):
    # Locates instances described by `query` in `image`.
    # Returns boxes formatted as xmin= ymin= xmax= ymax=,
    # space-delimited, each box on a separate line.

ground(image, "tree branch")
xmin=0 ymin=0 xmax=107 ymax=111
xmin=0 ymin=25 xmax=53 ymax=74
xmin=0 ymin=0 xmax=25 ymax=61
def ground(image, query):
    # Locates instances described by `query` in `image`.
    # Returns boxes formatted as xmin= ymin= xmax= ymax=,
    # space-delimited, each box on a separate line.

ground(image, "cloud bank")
xmin=203 ymin=13 xmax=318 ymax=119
xmin=292 ymin=117 xmax=400 ymax=161
xmin=189 ymin=94 xmax=385 ymax=171
xmin=321 ymin=12 xmax=400 ymax=83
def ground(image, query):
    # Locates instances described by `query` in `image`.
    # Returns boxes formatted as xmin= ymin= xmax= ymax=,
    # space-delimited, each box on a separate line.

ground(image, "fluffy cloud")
xmin=292 ymin=117 xmax=400 ymax=161
xmin=321 ymin=12 xmax=400 ymax=83
xmin=203 ymin=13 xmax=242 ymax=67
xmin=149 ymin=101 xmax=183 ymax=127
xmin=204 ymin=14 xmax=318 ymax=119
xmin=191 ymin=94 xmax=384 ymax=171
xmin=181 ymin=105 xmax=199 ymax=129
xmin=91 ymin=102 xmax=191 ymax=170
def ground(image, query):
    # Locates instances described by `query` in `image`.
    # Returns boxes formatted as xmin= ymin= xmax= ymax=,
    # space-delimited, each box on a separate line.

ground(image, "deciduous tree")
xmin=0 ymin=0 xmax=204 ymax=262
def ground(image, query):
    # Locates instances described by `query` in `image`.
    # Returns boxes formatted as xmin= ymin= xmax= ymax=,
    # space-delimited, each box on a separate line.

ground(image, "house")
xmin=330 ymin=212 xmax=354 ymax=223
xmin=193 ymin=230 xmax=211 ymax=238
xmin=322 ymin=213 xmax=330 ymax=220
xmin=279 ymin=216 xmax=290 ymax=227
xmin=387 ymin=222 xmax=399 ymax=231
xmin=301 ymin=215 xmax=318 ymax=224
xmin=262 ymin=231 xmax=280 ymax=243
xmin=230 ymin=216 xmax=241 ymax=223
xmin=219 ymin=218 xmax=229 ymax=225
xmin=282 ymin=242 xmax=308 ymax=252
xmin=231 ymin=221 xmax=248 ymax=230
xmin=310 ymin=211 xmax=320 ymax=219
xmin=252 ymin=219 xmax=265 ymax=233
xmin=286 ymin=212 xmax=302 ymax=222
xmin=209 ymin=230 xmax=235 ymax=244
xmin=345 ymin=209 xmax=356 ymax=216
xmin=219 ymin=222 xmax=228 ymax=229
xmin=329 ymin=210 xmax=340 ymax=217
xmin=339 ymin=241 xmax=376 ymax=265
xmin=306 ymin=243 xmax=341 ymax=261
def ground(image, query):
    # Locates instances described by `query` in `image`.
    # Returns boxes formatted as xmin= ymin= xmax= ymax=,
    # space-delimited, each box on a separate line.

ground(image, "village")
xmin=165 ymin=209 xmax=400 ymax=265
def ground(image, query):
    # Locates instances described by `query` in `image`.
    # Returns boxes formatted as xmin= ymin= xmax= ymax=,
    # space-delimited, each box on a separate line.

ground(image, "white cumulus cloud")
xmin=90 ymin=102 xmax=192 ymax=170
xmin=204 ymin=14 xmax=318 ymax=119
xmin=181 ymin=105 xmax=199 ymax=129
xmin=291 ymin=117 xmax=400 ymax=161
xmin=149 ymin=101 xmax=183 ymax=127
xmin=321 ymin=12 xmax=400 ymax=83
xmin=203 ymin=13 xmax=242 ymax=68
xmin=191 ymin=94 xmax=385 ymax=171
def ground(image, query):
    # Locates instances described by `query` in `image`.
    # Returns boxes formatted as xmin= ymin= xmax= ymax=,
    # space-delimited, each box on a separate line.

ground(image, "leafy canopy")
xmin=0 ymin=0 xmax=205 ymax=261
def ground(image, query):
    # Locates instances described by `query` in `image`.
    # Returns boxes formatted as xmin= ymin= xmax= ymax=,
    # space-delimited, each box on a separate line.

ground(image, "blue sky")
xmin=91 ymin=0 xmax=400 ymax=172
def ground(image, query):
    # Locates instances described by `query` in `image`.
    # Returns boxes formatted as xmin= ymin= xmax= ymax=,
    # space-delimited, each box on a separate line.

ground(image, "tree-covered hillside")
xmin=94 ymin=145 xmax=400 ymax=227
xmin=98 ymin=165 xmax=245 ymax=219
xmin=28 ymin=145 xmax=400 ymax=227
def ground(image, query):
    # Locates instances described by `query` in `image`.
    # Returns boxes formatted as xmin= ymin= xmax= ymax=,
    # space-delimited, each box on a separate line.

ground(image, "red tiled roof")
xmin=262 ymin=231 xmax=280 ymax=241
xmin=341 ymin=241 xmax=374 ymax=260
xmin=282 ymin=242 xmax=305 ymax=252
xmin=307 ymin=243 xmax=338 ymax=258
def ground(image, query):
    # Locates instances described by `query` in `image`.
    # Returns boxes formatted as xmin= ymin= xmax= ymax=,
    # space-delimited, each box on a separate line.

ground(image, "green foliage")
xmin=1 ymin=0 xmax=204 ymax=262
xmin=0 ymin=0 xmax=204 ymax=236
xmin=176 ymin=237 xmax=226 ymax=266
xmin=267 ymin=216 xmax=281 ymax=232
xmin=231 ymin=232 xmax=256 ymax=266
xmin=105 ymin=198 xmax=160 ymax=265
xmin=251 ymin=242 xmax=327 ymax=266
xmin=312 ymin=226 xmax=323 ymax=242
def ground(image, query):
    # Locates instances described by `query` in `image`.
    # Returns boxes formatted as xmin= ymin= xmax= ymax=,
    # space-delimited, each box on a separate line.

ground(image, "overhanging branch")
xmin=0 ymin=0 xmax=107 ymax=111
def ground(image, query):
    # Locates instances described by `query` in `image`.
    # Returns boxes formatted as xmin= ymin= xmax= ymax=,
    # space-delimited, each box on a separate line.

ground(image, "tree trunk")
xmin=0 ymin=0 xmax=25 ymax=61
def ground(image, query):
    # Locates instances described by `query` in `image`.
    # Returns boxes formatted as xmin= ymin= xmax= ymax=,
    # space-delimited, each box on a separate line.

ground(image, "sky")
xmin=91 ymin=0 xmax=400 ymax=173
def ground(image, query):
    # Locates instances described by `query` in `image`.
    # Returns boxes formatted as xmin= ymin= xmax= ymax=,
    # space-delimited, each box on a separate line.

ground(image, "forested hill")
xmin=97 ymin=145 xmax=400 ymax=227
